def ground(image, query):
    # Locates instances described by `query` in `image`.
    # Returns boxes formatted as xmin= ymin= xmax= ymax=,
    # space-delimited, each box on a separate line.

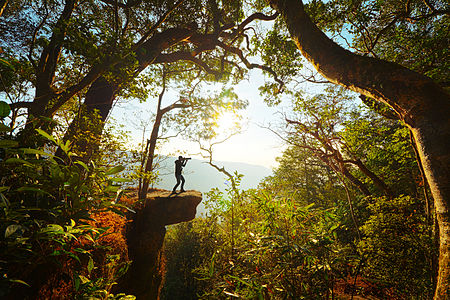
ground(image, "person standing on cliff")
xmin=172 ymin=156 xmax=190 ymax=194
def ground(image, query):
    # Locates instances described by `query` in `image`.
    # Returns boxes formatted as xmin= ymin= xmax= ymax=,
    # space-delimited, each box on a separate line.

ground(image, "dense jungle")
xmin=1 ymin=0 xmax=449 ymax=299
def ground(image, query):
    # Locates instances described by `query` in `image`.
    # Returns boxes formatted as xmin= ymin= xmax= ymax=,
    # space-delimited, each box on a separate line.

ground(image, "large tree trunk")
xmin=19 ymin=0 xmax=77 ymax=146
xmin=268 ymin=0 xmax=450 ymax=298
xmin=56 ymin=28 xmax=194 ymax=160
xmin=55 ymin=76 xmax=117 ymax=161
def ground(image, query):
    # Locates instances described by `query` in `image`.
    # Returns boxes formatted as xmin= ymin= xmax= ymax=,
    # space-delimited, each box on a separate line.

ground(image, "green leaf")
xmin=74 ymin=161 xmax=89 ymax=172
xmin=16 ymin=187 xmax=51 ymax=195
xmin=73 ymin=247 xmax=89 ymax=254
xmin=41 ymin=224 xmax=65 ymax=234
xmin=84 ymin=234 xmax=95 ymax=243
xmin=105 ymin=165 xmax=125 ymax=175
xmin=68 ymin=252 xmax=81 ymax=264
xmin=0 ymin=101 xmax=11 ymax=118
xmin=5 ymin=158 xmax=34 ymax=167
xmin=209 ymin=252 xmax=216 ymax=277
xmin=79 ymin=275 xmax=90 ymax=284
xmin=35 ymin=129 xmax=56 ymax=143
xmin=0 ymin=193 xmax=10 ymax=208
xmin=73 ymin=274 xmax=81 ymax=291
xmin=8 ymin=279 xmax=30 ymax=287
xmin=0 ymin=140 xmax=19 ymax=148
xmin=59 ymin=139 xmax=71 ymax=154
xmin=87 ymin=256 xmax=94 ymax=275
xmin=105 ymin=185 xmax=120 ymax=193
xmin=21 ymin=148 xmax=53 ymax=157
xmin=0 ymin=186 xmax=9 ymax=192
xmin=108 ymin=207 xmax=126 ymax=216
xmin=5 ymin=224 xmax=25 ymax=238
xmin=110 ymin=177 xmax=132 ymax=182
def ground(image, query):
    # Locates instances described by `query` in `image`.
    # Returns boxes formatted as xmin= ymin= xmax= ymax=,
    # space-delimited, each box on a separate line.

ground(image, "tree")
xmin=1 ymin=1 xmax=280 ymax=143
xmin=358 ymin=195 xmax=434 ymax=297
xmin=137 ymin=66 xmax=247 ymax=200
xmin=267 ymin=0 xmax=449 ymax=297
xmin=261 ymin=145 xmax=345 ymax=208
xmin=284 ymin=88 xmax=395 ymax=199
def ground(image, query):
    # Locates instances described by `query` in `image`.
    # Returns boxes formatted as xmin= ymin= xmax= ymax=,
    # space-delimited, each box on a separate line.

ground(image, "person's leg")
xmin=180 ymin=175 xmax=185 ymax=192
xmin=172 ymin=174 xmax=181 ymax=192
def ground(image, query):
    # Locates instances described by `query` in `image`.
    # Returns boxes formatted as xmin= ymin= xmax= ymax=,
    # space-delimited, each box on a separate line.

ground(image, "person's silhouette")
xmin=172 ymin=156 xmax=189 ymax=193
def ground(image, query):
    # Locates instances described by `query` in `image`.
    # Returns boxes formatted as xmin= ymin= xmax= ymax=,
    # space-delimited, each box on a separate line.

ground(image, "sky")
xmin=107 ymin=18 xmax=319 ymax=170
xmin=111 ymin=65 xmax=326 ymax=170
xmin=111 ymin=69 xmax=285 ymax=169
xmin=0 ymin=3 xmax=337 ymax=171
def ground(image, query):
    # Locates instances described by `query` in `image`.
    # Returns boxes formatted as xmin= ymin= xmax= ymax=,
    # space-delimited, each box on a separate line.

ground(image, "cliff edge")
xmin=118 ymin=190 xmax=202 ymax=299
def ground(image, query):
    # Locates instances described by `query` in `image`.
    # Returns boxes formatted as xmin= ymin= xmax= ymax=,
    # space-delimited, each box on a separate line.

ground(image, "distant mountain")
xmin=153 ymin=157 xmax=273 ymax=193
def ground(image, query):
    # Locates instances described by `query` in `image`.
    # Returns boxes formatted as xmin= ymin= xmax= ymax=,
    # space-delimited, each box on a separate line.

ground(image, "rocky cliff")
xmin=118 ymin=190 xmax=202 ymax=299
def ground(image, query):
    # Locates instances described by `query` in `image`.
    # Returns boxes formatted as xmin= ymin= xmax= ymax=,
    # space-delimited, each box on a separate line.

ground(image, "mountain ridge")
xmin=153 ymin=157 xmax=273 ymax=193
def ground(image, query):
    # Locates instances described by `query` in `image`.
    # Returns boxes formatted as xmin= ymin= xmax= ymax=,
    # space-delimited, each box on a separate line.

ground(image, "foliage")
xmin=260 ymin=146 xmax=346 ymax=208
xmin=165 ymin=183 xmax=349 ymax=299
xmin=284 ymin=86 xmax=420 ymax=198
xmin=0 ymin=0 xmax=261 ymax=132
xmin=306 ymin=0 xmax=449 ymax=82
xmin=162 ymin=89 xmax=435 ymax=298
xmin=340 ymin=111 xmax=418 ymax=195
xmin=161 ymin=219 xmax=221 ymax=300
xmin=0 ymin=115 xmax=133 ymax=298
xmin=358 ymin=195 xmax=435 ymax=297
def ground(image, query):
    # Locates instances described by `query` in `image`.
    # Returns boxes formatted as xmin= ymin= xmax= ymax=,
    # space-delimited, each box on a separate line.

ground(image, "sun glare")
xmin=216 ymin=112 xmax=241 ymax=132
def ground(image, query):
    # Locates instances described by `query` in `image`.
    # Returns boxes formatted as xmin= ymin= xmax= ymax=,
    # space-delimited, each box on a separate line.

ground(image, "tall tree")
xmin=267 ymin=0 xmax=449 ymax=297
xmin=1 ymin=0 xmax=280 ymax=139
xmin=284 ymin=88 xmax=395 ymax=199
xmin=137 ymin=66 xmax=247 ymax=199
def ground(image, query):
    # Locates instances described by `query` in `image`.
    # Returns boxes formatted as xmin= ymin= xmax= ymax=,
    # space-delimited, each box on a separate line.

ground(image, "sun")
xmin=215 ymin=112 xmax=241 ymax=132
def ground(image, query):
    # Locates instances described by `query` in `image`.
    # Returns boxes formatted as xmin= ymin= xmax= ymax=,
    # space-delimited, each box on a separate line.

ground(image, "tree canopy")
xmin=0 ymin=0 xmax=449 ymax=298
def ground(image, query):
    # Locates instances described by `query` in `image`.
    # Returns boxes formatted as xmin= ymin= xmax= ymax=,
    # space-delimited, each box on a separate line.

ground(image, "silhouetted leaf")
xmin=0 ymin=101 xmax=11 ymax=118
xmin=5 ymin=224 xmax=25 ymax=238
xmin=0 ymin=140 xmax=18 ymax=147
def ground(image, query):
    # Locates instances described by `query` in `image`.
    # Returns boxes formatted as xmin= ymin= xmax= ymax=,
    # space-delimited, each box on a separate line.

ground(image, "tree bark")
xmin=31 ymin=0 xmax=77 ymax=119
xmin=138 ymin=103 xmax=164 ymax=200
xmin=56 ymin=27 xmax=194 ymax=160
xmin=352 ymin=159 xmax=393 ymax=198
xmin=268 ymin=0 xmax=450 ymax=297
xmin=138 ymin=79 xmax=188 ymax=200
xmin=333 ymin=159 xmax=371 ymax=197
xmin=55 ymin=76 xmax=118 ymax=161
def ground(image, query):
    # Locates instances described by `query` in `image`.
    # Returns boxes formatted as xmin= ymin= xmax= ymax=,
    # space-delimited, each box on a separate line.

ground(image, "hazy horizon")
xmin=152 ymin=156 xmax=273 ymax=193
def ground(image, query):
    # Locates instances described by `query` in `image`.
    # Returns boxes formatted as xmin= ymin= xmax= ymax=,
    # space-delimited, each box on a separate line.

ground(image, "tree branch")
xmin=154 ymin=51 xmax=222 ymax=78
xmin=134 ymin=0 xmax=186 ymax=49
xmin=28 ymin=0 xmax=49 ymax=70
xmin=217 ymin=41 xmax=284 ymax=90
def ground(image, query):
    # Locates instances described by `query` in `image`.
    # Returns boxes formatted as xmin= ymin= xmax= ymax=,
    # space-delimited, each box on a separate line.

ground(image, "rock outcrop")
xmin=118 ymin=190 xmax=202 ymax=299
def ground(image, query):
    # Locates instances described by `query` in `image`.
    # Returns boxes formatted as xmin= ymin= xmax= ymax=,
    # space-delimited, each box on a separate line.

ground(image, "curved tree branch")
xmin=134 ymin=0 xmax=186 ymax=49
xmin=154 ymin=51 xmax=222 ymax=78
xmin=217 ymin=41 xmax=284 ymax=89
xmin=269 ymin=1 xmax=450 ymax=296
